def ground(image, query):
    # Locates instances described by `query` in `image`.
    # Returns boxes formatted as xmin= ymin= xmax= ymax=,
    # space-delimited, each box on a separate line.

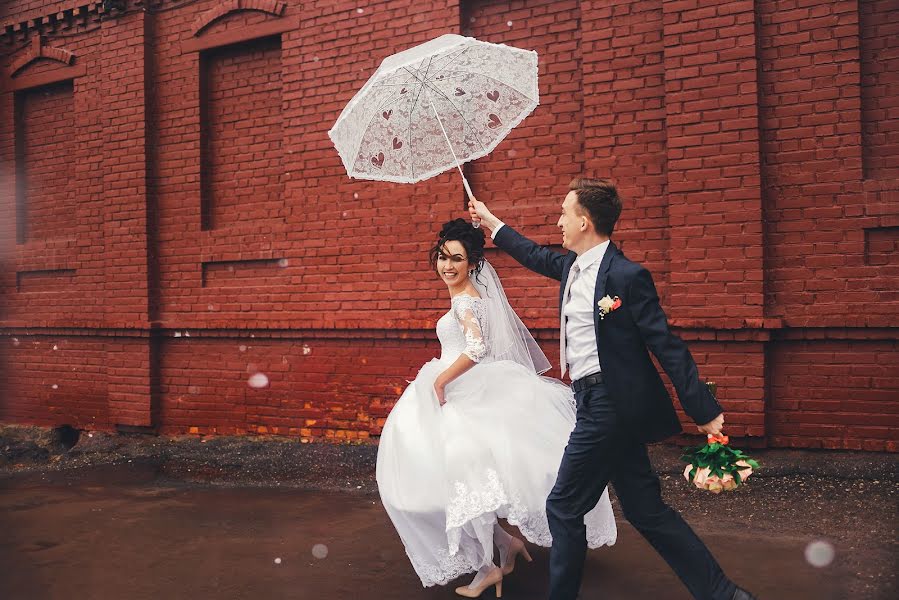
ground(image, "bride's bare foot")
xmin=500 ymin=536 xmax=533 ymax=576
xmin=455 ymin=566 xmax=503 ymax=598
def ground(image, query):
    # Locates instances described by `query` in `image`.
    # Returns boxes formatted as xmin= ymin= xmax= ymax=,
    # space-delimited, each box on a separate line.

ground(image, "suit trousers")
xmin=546 ymin=382 xmax=736 ymax=600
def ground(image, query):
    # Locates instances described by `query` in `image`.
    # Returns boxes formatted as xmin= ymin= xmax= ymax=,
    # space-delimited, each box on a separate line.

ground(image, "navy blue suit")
xmin=494 ymin=225 xmax=736 ymax=600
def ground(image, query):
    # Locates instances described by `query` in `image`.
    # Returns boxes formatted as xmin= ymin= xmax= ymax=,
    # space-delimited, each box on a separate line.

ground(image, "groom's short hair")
xmin=569 ymin=177 xmax=623 ymax=236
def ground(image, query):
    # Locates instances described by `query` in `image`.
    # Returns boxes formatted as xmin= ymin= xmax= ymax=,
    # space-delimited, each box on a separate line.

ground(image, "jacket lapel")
xmin=594 ymin=242 xmax=617 ymax=320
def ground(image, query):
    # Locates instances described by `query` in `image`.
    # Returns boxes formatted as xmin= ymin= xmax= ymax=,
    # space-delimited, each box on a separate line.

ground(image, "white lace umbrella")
xmin=328 ymin=34 xmax=539 ymax=201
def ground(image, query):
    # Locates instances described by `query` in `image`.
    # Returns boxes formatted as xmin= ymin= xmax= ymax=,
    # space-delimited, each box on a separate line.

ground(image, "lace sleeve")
xmin=453 ymin=295 xmax=488 ymax=363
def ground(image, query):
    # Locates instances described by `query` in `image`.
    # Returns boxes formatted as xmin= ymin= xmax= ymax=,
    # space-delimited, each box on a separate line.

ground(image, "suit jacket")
xmin=494 ymin=225 xmax=722 ymax=443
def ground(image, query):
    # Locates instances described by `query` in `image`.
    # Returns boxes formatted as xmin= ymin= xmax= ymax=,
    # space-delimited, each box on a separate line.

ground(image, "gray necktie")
xmin=559 ymin=263 xmax=580 ymax=379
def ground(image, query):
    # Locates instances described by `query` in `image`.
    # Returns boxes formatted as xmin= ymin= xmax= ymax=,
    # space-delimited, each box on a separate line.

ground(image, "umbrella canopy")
xmin=328 ymin=34 xmax=539 ymax=186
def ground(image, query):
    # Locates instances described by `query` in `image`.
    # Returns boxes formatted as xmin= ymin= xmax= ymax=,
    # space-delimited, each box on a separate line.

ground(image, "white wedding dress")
xmin=376 ymin=270 xmax=617 ymax=587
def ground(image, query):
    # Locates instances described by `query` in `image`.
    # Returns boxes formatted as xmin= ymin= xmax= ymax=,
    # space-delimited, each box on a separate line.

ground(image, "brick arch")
xmin=191 ymin=0 xmax=287 ymax=37
xmin=9 ymin=36 xmax=75 ymax=78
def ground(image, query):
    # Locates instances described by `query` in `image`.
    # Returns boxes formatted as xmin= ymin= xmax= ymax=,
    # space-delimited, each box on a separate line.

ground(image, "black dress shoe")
xmin=732 ymin=588 xmax=757 ymax=600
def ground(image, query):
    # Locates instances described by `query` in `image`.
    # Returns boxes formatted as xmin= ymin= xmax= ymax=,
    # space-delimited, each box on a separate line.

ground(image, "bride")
xmin=376 ymin=218 xmax=616 ymax=597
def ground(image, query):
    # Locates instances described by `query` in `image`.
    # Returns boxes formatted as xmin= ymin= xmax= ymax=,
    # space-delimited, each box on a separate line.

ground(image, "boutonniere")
xmin=597 ymin=295 xmax=622 ymax=319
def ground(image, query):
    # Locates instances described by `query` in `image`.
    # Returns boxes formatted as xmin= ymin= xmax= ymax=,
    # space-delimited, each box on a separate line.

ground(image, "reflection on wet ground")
xmin=2 ymin=460 xmax=893 ymax=599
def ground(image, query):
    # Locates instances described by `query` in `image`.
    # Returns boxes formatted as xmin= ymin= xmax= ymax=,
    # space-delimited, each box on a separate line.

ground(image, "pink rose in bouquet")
xmin=684 ymin=465 xmax=710 ymax=489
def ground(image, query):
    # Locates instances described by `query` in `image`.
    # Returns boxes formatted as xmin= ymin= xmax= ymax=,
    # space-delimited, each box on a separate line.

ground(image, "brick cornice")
xmin=7 ymin=35 xmax=75 ymax=78
xmin=191 ymin=0 xmax=287 ymax=37
xmin=1 ymin=1 xmax=150 ymax=45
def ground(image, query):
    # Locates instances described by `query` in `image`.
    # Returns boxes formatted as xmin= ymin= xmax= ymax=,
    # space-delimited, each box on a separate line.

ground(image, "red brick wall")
xmin=769 ymin=340 xmax=899 ymax=451
xmin=200 ymin=35 xmax=284 ymax=229
xmin=156 ymin=335 xmax=440 ymax=440
xmin=0 ymin=335 xmax=111 ymax=428
xmin=860 ymin=0 xmax=899 ymax=181
xmin=0 ymin=0 xmax=896 ymax=451
xmin=14 ymin=80 xmax=76 ymax=242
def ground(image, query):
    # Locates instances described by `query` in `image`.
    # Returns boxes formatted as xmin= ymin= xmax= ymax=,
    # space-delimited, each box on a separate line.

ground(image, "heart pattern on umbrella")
xmin=393 ymin=137 xmax=403 ymax=149
xmin=454 ymin=88 xmax=466 ymax=96
xmin=487 ymin=90 xmax=499 ymax=102
xmin=371 ymin=152 xmax=385 ymax=168
xmin=383 ymin=110 xmax=392 ymax=120
xmin=487 ymin=113 xmax=502 ymax=129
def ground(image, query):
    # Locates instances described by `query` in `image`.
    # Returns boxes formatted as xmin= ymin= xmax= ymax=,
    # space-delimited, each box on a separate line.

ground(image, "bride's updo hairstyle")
xmin=429 ymin=218 xmax=486 ymax=277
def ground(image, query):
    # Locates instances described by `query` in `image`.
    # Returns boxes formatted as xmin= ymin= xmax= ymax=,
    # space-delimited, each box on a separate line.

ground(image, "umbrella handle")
xmin=461 ymin=177 xmax=481 ymax=229
xmin=425 ymin=87 xmax=480 ymax=229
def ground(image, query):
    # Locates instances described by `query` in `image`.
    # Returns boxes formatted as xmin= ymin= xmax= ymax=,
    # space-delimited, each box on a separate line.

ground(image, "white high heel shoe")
xmin=454 ymin=566 xmax=503 ymax=598
xmin=501 ymin=537 xmax=533 ymax=575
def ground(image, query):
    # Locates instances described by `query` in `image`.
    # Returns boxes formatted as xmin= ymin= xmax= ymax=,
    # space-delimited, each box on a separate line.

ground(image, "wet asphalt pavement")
xmin=0 ymin=426 xmax=896 ymax=600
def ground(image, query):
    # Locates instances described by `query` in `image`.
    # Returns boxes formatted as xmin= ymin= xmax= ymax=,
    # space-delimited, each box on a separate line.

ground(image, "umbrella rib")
xmin=425 ymin=46 xmax=471 ymax=80
xmin=349 ymin=77 xmax=416 ymax=175
xmin=425 ymin=46 xmax=536 ymax=101
xmin=418 ymin=79 xmax=488 ymax=152
xmin=433 ymin=70 xmax=538 ymax=103
xmin=369 ymin=46 xmax=467 ymax=91
xmin=349 ymin=81 xmax=409 ymax=175
xmin=370 ymin=81 xmax=414 ymax=117
xmin=405 ymin=57 xmax=436 ymax=180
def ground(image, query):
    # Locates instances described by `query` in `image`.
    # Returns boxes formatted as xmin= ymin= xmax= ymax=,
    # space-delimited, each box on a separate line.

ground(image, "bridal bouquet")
xmin=681 ymin=433 xmax=760 ymax=493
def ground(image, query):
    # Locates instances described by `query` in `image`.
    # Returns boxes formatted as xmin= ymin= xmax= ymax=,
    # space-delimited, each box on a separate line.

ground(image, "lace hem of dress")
xmin=406 ymin=546 xmax=482 ymax=588
xmin=405 ymin=468 xmax=616 ymax=586
xmin=432 ymin=468 xmax=616 ymax=581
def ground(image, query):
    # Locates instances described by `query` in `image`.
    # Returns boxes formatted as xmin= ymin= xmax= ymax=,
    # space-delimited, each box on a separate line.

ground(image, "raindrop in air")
xmin=804 ymin=540 xmax=835 ymax=568
xmin=312 ymin=544 xmax=328 ymax=559
xmin=248 ymin=373 xmax=270 ymax=389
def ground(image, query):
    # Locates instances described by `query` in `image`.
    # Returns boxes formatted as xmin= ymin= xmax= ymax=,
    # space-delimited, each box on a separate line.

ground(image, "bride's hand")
xmin=434 ymin=381 xmax=447 ymax=406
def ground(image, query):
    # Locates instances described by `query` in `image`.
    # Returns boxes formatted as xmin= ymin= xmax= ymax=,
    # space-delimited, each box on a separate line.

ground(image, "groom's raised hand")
xmin=468 ymin=198 xmax=501 ymax=231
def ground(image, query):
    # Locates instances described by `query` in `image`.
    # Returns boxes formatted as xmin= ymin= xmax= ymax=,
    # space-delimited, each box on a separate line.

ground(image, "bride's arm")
xmin=434 ymin=355 xmax=476 ymax=406
xmin=435 ymin=299 xmax=487 ymax=405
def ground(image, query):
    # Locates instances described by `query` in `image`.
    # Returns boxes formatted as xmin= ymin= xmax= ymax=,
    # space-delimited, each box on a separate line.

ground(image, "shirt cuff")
xmin=490 ymin=222 xmax=505 ymax=239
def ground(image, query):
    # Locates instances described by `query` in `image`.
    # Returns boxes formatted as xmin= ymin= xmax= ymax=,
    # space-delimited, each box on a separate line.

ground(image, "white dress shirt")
xmin=563 ymin=241 xmax=607 ymax=380
xmin=492 ymin=223 xmax=606 ymax=380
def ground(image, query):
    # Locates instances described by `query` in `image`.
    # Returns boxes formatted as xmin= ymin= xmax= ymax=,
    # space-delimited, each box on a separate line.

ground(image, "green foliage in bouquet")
xmin=680 ymin=438 xmax=760 ymax=485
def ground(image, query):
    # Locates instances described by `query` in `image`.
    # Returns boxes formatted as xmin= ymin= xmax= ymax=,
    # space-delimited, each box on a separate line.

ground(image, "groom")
xmin=469 ymin=178 xmax=755 ymax=600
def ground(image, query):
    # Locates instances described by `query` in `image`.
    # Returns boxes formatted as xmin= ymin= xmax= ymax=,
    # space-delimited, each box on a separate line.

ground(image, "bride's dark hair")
xmin=429 ymin=218 xmax=486 ymax=277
